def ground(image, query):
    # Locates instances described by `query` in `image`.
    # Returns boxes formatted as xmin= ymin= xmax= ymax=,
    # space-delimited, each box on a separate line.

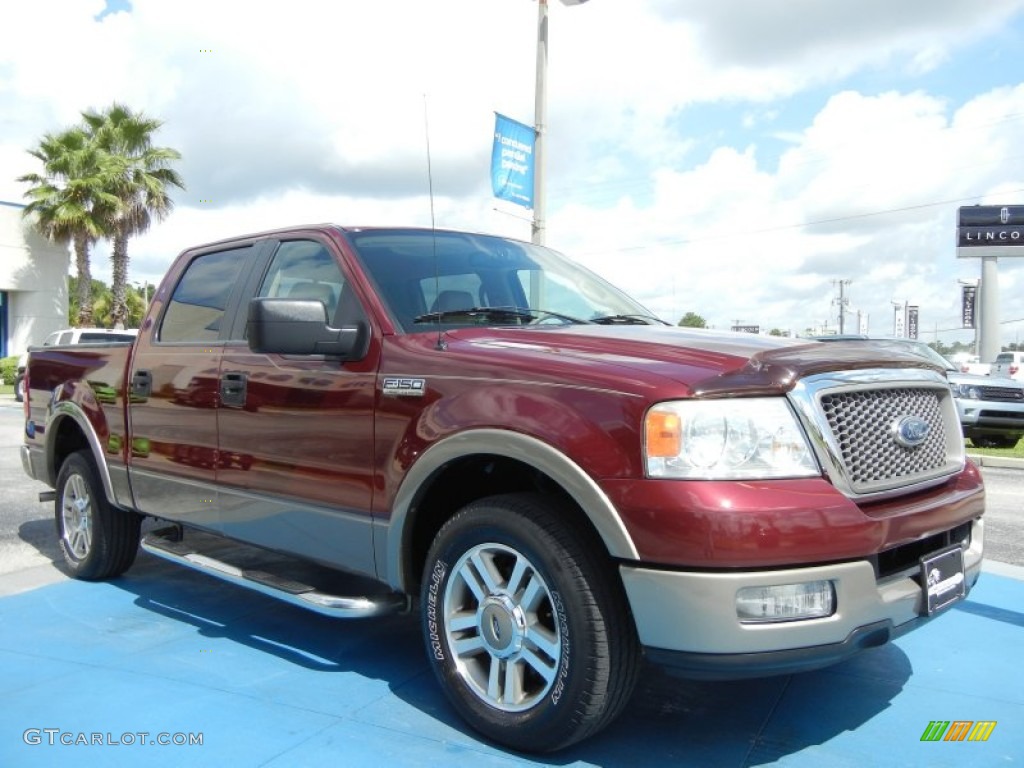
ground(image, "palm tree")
xmin=18 ymin=128 xmax=119 ymax=326
xmin=82 ymin=103 xmax=185 ymax=328
xmin=68 ymin=277 xmax=111 ymax=328
xmin=88 ymin=284 xmax=116 ymax=328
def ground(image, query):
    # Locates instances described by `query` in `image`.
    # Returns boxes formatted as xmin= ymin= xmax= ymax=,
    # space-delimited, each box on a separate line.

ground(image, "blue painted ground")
xmin=0 ymin=554 xmax=1020 ymax=767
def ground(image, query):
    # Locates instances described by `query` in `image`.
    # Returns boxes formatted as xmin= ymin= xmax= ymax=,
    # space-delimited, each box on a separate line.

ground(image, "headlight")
xmin=644 ymin=398 xmax=819 ymax=479
xmin=950 ymin=383 xmax=981 ymax=400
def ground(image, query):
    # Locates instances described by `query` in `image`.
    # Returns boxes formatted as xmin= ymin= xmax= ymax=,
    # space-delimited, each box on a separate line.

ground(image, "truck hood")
xmin=446 ymin=325 xmax=944 ymax=397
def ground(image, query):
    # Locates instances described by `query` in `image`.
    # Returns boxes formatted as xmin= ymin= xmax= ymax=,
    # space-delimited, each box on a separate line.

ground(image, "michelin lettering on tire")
xmin=427 ymin=560 xmax=447 ymax=661
xmin=550 ymin=590 xmax=570 ymax=706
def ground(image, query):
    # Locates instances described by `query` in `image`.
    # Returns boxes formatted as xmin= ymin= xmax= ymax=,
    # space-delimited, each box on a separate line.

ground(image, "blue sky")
xmin=3 ymin=0 xmax=1024 ymax=347
xmin=678 ymin=20 xmax=1024 ymax=177
xmin=95 ymin=0 xmax=130 ymax=21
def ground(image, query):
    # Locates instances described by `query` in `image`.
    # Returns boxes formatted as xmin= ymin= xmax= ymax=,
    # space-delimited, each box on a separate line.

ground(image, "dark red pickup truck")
xmin=22 ymin=225 xmax=984 ymax=751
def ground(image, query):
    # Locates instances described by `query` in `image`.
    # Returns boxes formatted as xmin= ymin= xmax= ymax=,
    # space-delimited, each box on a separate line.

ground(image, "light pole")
xmin=831 ymin=279 xmax=851 ymax=334
xmin=532 ymin=0 xmax=589 ymax=245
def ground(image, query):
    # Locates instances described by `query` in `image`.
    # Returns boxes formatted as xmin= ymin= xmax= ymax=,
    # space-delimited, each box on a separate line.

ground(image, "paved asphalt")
xmin=1 ymin=394 xmax=1022 ymax=766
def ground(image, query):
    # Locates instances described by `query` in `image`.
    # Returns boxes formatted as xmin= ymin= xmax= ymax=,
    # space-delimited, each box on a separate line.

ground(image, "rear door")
xmin=215 ymin=237 xmax=379 ymax=576
xmin=127 ymin=243 xmax=263 ymax=530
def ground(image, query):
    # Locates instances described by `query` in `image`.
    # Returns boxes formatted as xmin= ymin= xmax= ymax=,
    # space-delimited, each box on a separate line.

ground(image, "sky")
xmin=3 ymin=0 xmax=1024 ymax=348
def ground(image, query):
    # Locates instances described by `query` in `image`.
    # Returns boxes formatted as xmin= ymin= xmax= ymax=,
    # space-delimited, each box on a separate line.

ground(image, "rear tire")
xmin=421 ymin=493 xmax=640 ymax=752
xmin=55 ymin=450 xmax=141 ymax=580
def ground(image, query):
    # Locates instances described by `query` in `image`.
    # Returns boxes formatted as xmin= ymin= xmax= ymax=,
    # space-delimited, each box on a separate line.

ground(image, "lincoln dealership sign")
xmin=957 ymin=205 xmax=1024 ymax=257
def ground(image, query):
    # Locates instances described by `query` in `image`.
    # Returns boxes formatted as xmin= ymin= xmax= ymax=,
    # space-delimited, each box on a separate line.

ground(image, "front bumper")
xmin=956 ymin=399 xmax=1024 ymax=431
xmin=621 ymin=517 xmax=984 ymax=679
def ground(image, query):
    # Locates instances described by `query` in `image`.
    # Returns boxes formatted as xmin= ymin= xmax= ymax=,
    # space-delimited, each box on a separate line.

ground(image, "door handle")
xmin=220 ymin=372 xmax=247 ymax=408
xmin=131 ymin=369 xmax=152 ymax=399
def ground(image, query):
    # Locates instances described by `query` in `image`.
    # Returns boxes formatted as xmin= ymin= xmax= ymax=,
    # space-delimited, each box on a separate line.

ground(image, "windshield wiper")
xmin=523 ymin=307 xmax=591 ymax=324
xmin=413 ymin=306 xmax=590 ymax=325
xmin=590 ymin=313 xmax=667 ymax=326
xmin=414 ymin=307 xmax=529 ymax=324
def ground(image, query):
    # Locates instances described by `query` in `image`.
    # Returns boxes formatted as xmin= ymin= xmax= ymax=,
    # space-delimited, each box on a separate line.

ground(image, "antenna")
xmin=423 ymin=94 xmax=446 ymax=351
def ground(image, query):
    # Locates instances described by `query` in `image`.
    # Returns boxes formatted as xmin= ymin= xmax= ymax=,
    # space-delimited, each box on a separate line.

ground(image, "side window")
xmin=160 ymin=247 xmax=249 ymax=342
xmin=257 ymin=240 xmax=346 ymax=323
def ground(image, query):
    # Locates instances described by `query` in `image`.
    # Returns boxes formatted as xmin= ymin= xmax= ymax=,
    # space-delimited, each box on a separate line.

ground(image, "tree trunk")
xmin=110 ymin=226 xmax=129 ymax=330
xmin=74 ymin=232 xmax=93 ymax=327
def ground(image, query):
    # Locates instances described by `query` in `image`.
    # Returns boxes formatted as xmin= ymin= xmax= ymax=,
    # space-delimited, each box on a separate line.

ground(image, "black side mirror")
xmin=247 ymin=298 xmax=369 ymax=358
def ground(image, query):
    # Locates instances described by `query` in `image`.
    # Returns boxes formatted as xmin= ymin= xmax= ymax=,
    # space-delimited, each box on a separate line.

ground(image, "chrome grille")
xmin=788 ymin=369 xmax=964 ymax=500
xmin=819 ymin=388 xmax=947 ymax=490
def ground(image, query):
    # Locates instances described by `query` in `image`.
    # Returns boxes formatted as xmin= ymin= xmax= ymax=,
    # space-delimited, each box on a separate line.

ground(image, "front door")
xmin=215 ymin=238 xmax=378 ymax=576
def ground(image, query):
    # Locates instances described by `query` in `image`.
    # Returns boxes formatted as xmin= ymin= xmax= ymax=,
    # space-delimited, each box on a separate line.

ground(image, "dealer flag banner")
xmin=491 ymin=113 xmax=535 ymax=209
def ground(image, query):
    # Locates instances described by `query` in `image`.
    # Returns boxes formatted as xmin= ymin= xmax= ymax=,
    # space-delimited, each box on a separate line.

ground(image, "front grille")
xmin=819 ymin=387 xmax=948 ymax=492
xmin=979 ymin=385 xmax=1024 ymax=402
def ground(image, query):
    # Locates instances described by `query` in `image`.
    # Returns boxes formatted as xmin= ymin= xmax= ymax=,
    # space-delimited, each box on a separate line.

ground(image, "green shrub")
xmin=0 ymin=356 xmax=18 ymax=385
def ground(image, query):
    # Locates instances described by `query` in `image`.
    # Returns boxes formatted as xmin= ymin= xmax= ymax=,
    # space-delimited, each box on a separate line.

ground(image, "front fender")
xmin=378 ymin=428 xmax=640 ymax=591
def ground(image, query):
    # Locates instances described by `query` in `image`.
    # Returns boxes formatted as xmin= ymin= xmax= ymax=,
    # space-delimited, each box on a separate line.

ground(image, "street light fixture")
xmin=532 ymin=0 xmax=590 ymax=245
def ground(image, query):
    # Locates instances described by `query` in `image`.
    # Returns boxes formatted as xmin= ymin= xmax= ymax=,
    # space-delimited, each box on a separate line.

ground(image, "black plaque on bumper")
xmin=921 ymin=546 xmax=966 ymax=615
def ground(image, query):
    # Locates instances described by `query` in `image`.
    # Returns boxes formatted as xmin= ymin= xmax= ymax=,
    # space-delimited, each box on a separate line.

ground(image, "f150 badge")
xmin=382 ymin=377 xmax=426 ymax=397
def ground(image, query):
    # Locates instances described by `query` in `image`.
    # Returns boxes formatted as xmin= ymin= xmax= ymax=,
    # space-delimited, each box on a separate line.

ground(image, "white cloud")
xmin=3 ymin=0 xmax=1024 ymax=347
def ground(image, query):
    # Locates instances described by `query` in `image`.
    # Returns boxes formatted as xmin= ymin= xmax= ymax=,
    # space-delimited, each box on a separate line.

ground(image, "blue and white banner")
xmin=491 ymin=113 xmax=535 ymax=209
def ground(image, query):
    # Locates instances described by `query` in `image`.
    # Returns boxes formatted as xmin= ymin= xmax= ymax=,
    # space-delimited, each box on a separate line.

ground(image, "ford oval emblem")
xmin=893 ymin=415 xmax=930 ymax=448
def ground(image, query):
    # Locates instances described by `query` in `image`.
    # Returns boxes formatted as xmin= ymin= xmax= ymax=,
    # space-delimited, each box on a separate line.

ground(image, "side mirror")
xmin=247 ymin=298 xmax=369 ymax=358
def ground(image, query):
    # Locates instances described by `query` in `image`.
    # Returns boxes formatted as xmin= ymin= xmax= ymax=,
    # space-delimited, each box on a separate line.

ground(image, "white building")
xmin=0 ymin=200 xmax=70 ymax=358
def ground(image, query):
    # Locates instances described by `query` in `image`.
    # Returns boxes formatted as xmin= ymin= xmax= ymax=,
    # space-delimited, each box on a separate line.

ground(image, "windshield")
xmin=346 ymin=229 xmax=660 ymax=332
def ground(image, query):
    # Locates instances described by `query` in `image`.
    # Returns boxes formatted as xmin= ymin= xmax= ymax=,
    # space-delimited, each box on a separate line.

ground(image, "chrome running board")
xmin=141 ymin=528 xmax=408 ymax=618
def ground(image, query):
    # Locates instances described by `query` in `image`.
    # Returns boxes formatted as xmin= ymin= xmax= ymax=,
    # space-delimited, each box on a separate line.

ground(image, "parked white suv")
xmin=991 ymin=351 xmax=1024 ymax=382
xmin=41 ymin=327 xmax=139 ymax=346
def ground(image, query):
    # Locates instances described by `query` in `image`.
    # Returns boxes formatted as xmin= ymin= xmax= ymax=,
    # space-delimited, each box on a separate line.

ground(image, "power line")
xmin=578 ymin=188 xmax=1024 ymax=255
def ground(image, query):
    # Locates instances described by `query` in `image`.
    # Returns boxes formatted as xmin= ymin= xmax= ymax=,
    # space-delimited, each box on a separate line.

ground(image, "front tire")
xmin=421 ymin=493 xmax=640 ymax=752
xmin=55 ymin=450 xmax=141 ymax=580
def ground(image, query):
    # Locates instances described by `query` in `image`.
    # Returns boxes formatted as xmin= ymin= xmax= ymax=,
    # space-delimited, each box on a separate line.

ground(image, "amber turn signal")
xmin=645 ymin=410 xmax=681 ymax=458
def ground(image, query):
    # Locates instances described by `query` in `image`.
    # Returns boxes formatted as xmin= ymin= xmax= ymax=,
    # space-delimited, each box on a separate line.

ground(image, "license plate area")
xmin=920 ymin=546 xmax=966 ymax=615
